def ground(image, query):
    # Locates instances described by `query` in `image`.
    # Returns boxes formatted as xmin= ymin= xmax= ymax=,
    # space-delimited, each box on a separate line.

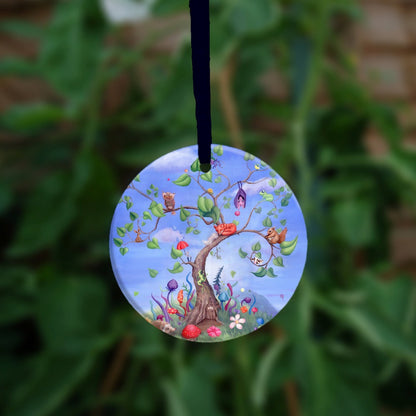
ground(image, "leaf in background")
xmin=0 ymin=104 xmax=65 ymax=133
xmin=5 ymin=354 xmax=95 ymax=416
xmin=120 ymin=247 xmax=128 ymax=255
xmin=332 ymin=199 xmax=375 ymax=247
xmin=7 ymin=172 xmax=76 ymax=257
xmin=35 ymin=276 xmax=108 ymax=354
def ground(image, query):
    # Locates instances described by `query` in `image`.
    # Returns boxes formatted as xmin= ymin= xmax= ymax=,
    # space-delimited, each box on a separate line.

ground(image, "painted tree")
xmin=112 ymin=146 xmax=298 ymax=327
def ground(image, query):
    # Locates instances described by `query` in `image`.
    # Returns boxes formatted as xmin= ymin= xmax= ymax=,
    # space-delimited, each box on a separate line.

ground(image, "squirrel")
xmin=265 ymin=227 xmax=287 ymax=245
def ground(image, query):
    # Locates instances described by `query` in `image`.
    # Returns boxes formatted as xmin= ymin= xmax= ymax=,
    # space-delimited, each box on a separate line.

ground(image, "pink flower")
xmin=207 ymin=326 xmax=222 ymax=337
xmin=251 ymin=307 xmax=258 ymax=314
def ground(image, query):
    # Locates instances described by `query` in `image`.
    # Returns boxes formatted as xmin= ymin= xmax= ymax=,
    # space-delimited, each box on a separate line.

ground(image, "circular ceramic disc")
xmin=110 ymin=144 xmax=307 ymax=342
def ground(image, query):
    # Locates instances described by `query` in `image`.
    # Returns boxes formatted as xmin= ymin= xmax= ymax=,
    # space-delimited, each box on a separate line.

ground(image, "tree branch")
xmin=128 ymin=183 xmax=152 ymax=201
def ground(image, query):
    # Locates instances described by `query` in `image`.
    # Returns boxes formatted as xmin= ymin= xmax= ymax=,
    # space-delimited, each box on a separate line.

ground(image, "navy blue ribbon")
xmin=189 ymin=0 xmax=212 ymax=172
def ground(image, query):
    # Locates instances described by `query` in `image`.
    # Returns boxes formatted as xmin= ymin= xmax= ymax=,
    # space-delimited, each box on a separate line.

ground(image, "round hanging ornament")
xmin=109 ymin=0 xmax=307 ymax=342
xmin=110 ymin=145 xmax=307 ymax=342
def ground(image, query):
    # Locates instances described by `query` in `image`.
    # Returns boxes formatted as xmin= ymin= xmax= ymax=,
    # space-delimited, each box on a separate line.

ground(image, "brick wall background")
xmin=1 ymin=0 xmax=415 ymax=272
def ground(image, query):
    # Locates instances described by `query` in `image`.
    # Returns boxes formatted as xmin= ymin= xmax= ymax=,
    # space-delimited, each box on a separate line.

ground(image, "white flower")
xmin=229 ymin=313 xmax=246 ymax=330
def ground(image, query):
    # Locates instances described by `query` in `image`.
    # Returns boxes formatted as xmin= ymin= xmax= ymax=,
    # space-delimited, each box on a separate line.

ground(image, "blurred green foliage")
xmin=1 ymin=0 xmax=416 ymax=415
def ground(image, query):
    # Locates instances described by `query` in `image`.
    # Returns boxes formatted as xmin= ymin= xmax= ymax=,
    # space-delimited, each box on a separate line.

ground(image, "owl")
xmin=162 ymin=192 xmax=176 ymax=214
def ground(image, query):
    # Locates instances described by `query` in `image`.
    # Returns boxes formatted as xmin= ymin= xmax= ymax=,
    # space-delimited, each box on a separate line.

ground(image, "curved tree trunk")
xmin=184 ymin=234 xmax=229 ymax=328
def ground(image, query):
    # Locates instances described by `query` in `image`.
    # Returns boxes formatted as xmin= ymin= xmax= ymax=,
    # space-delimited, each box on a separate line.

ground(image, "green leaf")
xmin=262 ymin=217 xmax=272 ymax=227
xmin=214 ymin=176 xmax=222 ymax=183
xmin=200 ymin=170 xmax=212 ymax=182
xmin=197 ymin=196 xmax=214 ymax=214
xmin=134 ymin=174 xmax=140 ymax=182
xmin=146 ymin=189 xmax=152 ymax=195
xmin=148 ymin=269 xmax=158 ymax=278
xmin=126 ymin=202 xmax=133 ymax=210
xmin=239 ymin=248 xmax=248 ymax=258
xmin=231 ymin=270 xmax=236 ymax=277
xmin=125 ymin=222 xmax=133 ymax=232
xmin=269 ymin=170 xmax=277 ymax=177
xmin=280 ymin=219 xmax=287 ymax=226
xmin=168 ymin=262 xmax=184 ymax=274
xmin=147 ymin=238 xmax=160 ymax=249
xmin=173 ymin=173 xmax=191 ymax=186
xmin=190 ymin=159 xmax=200 ymax=172
xmin=117 ymin=227 xmax=126 ymax=237
xmin=134 ymin=291 xmax=139 ymax=296
xmin=180 ymin=205 xmax=190 ymax=221
xmin=267 ymin=267 xmax=277 ymax=277
xmin=0 ymin=103 xmax=64 ymax=132
xmin=213 ymin=145 xmax=223 ymax=156
xmin=281 ymin=199 xmax=289 ymax=207
xmin=113 ymin=238 xmax=123 ymax=247
xmin=252 ymin=241 xmax=261 ymax=252
xmin=224 ymin=202 xmax=230 ymax=209
xmin=120 ymin=247 xmax=129 ymax=256
xmin=210 ymin=206 xmax=221 ymax=223
xmin=252 ymin=267 xmax=267 ymax=277
xmin=186 ymin=226 xmax=194 ymax=234
xmin=268 ymin=178 xmax=277 ymax=187
xmin=273 ymin=256 xmax=284 ymax=267
xmin=244 ymin=152 xmax=250 ymax=161
xmin=170 ymin=247 xmax=183 ymax=259
xmin=129 ymin=211 xmax=139 ymax=221
xmin=193 ymin=229 xmax=201 ymax=235
xmin=280 ymin=236 xmax=298 ymax=255
xmin=143 ymin=211 xmax=152 ymax=220
xmin=150 ymin=203 xmax=165 ymax=218
xmin=254 ymin=207 xmax=262 ymax=214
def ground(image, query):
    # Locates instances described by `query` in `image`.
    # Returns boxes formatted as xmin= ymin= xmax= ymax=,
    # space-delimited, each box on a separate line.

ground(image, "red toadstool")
xmin=176 ymin=241 xmax=189 ymax=251
xmin=181 ymin=324 xmax=201 ymax=339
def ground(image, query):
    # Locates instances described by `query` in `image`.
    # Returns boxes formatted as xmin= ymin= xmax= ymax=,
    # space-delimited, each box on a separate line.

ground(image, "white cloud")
xmin=149 ymin=147 xmax=197 ymax=171
xmin=154 ymin=227 xmax=182 ymax=243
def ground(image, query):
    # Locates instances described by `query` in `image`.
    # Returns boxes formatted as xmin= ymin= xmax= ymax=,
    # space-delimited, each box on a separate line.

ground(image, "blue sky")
xmin=110 ymin=145 xmax=307 ymax=317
